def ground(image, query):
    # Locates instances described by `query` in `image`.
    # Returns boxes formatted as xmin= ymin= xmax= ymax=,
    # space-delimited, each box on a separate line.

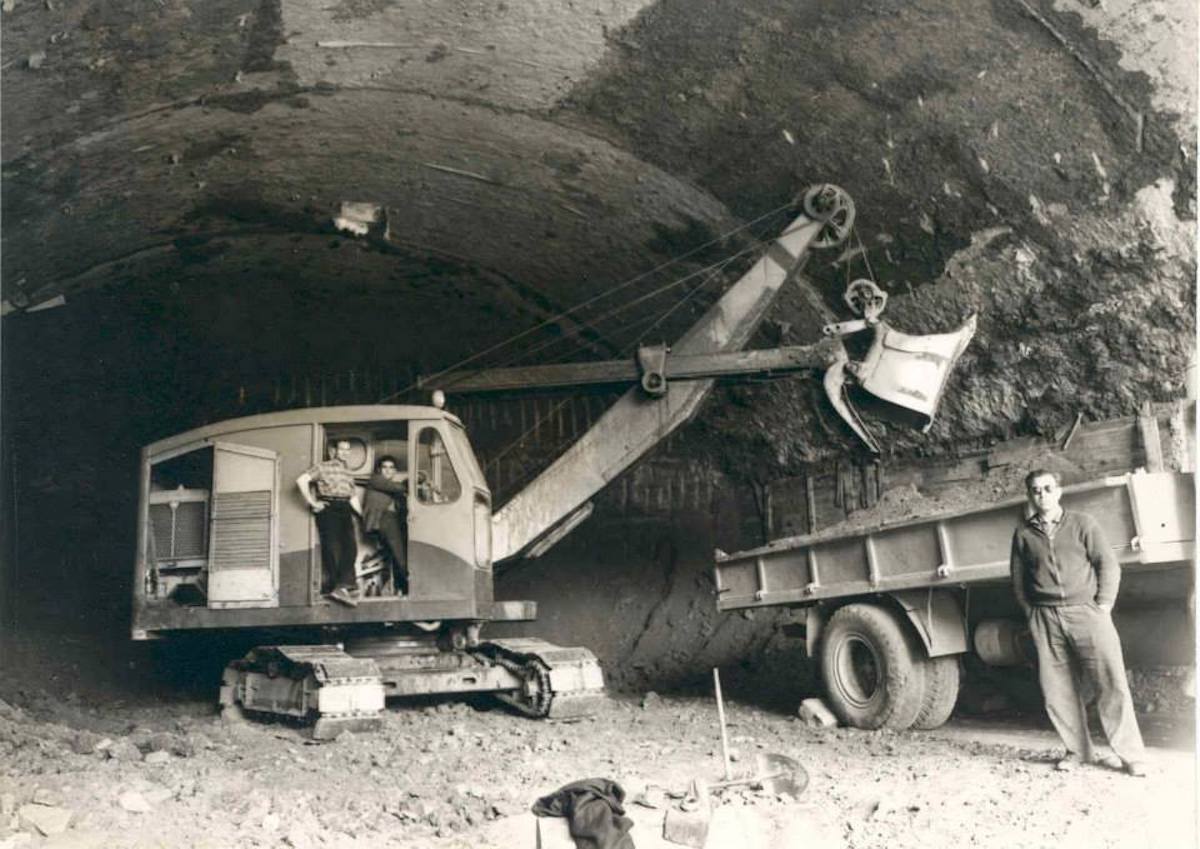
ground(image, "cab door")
xmin=407 ymin=424 xmax=475 ymax=599
xmin=207 ymin=442 xmax=280 ymax=609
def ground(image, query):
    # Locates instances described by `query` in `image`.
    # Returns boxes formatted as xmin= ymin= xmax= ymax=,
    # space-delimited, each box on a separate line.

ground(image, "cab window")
xmin=416 ymin=427 xmax=461 ymax=504
xmin=320 ymin=434 xmax=370 ymax=475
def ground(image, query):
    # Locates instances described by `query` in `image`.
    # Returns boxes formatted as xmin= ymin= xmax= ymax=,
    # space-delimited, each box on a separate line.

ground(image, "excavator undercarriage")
xmin=218 ymin=627 xmax=606 ymax=738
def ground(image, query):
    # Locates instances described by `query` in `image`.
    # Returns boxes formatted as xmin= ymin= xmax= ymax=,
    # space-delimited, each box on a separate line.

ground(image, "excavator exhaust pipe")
xmin=824 ymin=314 xmax=978 ymax=453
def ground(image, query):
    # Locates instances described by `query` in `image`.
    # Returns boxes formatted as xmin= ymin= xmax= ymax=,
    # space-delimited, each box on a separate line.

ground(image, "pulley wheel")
xmin=844 ymin=278 xmax=888 ymax=320
xmin=800 ymin=184 xmax=855 ymax=248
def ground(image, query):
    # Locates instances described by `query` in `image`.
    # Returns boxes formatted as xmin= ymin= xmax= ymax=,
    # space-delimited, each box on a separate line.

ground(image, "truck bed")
xmin=714 ymin=471 xmax=1195 ymax=611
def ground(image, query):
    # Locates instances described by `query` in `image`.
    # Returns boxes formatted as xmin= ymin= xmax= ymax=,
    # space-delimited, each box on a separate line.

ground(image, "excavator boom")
xmin=486 ymin=186 xmax=854 ymax=562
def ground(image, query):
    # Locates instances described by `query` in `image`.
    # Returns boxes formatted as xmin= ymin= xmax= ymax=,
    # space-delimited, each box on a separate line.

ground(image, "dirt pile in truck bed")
xmin=825 ymin=451 xmax=1087 ymax=536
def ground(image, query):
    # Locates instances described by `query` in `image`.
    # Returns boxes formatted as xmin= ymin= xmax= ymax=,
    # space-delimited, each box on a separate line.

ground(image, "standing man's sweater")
xmin=1010 ymin=510 xmax=1120 ymax=614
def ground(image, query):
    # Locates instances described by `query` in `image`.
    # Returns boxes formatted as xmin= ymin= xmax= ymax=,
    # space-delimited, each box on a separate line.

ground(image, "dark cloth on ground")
xmin=315 ymin=501 xmax=357 ymax=593
xmin=532 ymin=778 xmax=635 ymax=849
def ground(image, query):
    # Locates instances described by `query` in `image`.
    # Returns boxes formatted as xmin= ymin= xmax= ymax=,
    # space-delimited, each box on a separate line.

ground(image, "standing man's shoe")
xmin=1122 ymin=760 xmax=1147 ymax=777
xmin=1055 ymin=753 xmax=1083 ymax=771
xmin=329 ymin=587 xmax=359 ymax=607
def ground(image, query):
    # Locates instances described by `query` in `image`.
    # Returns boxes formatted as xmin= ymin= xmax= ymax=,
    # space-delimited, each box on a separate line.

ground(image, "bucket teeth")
xmin=824 ymin=355 xmax=881 ymax=453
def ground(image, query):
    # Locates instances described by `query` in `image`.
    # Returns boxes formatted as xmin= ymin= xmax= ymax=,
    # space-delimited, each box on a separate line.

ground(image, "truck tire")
xmin=819 ymin=603 xmax=925 ymax=730
xmin=911 ymin=655 xmax=961 ymax=730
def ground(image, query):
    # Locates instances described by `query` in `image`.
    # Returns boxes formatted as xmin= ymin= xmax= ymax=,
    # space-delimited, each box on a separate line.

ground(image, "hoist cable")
xmin=489 ymin=237 xmax=769 ymax=371
xmin=482 ymin=224 xmax=780 ymax=488
xmin=378 ymin=200 xmax=796 ymax=402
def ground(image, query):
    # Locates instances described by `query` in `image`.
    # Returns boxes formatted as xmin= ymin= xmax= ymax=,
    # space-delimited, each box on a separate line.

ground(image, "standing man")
xmin=1010 ymin=469 xmax=1146 ymax=776
xmin=297 ymin=439 xmax=361 ymax=607
xmin=363 ymin=455 xmax=409 ymax=596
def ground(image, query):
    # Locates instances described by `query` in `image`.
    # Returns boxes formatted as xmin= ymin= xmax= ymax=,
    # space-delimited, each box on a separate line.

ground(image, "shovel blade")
xmin=755 ymin=753 xmax=809 ymax=797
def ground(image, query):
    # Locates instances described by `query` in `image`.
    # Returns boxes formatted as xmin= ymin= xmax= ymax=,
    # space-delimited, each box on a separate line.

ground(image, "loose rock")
xmin=798 ymin=698 xmax=839 ymax=728
xmin=104 ymin=739 xmax=143 ymax=762
xmin=18 ymin=804 xmax=72 ymax=836
xmin=30 ymin=788 xmax=60 ymax=807
xmin=117 ymin=791 xmax=152 ymax=814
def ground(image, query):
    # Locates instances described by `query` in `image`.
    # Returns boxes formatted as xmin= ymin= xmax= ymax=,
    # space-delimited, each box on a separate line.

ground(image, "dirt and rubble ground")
xmin=0 ymin=633 xmax=1194 ymax=849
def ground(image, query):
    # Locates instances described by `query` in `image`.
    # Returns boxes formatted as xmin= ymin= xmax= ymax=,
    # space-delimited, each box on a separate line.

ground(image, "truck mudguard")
xmin=887 ymin=589 xmax=968 ymax=657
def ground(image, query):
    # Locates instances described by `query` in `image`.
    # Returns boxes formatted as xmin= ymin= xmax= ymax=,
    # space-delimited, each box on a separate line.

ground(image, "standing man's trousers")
xmin=374 ymin=512 xmax=409 ymax=595
xmin=315 ymin=500 xmax=358 ymax=593
xmin=1028 ymin=603 xmax=1145 ymax=762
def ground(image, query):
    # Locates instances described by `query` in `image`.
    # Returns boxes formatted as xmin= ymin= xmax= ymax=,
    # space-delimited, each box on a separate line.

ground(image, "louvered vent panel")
xmin=173 ymin=501 xmax=208 ymax=558
xmin=149 ymin=505 xmax=174 ymax=558
xmin=210 ymin=491 xmax=271 ymax=571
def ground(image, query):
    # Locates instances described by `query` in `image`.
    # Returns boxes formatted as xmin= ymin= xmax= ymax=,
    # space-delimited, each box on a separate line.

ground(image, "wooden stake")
xmin=1138 ymin=401 xmax=1165 ymax=472
xmin=713 ymin=668 xmax=733 ymax=781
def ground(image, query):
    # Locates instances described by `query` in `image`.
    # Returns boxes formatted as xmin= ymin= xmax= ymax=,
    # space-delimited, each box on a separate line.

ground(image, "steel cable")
xmin=378 ymin=200 xmax=796 ymax=402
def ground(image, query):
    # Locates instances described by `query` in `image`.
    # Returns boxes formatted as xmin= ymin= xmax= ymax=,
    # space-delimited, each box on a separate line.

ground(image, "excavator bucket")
xmin=852 ymin=314 xmax=978 ymax=431
xmin=824 ymin=314 xmax=977 ymax=452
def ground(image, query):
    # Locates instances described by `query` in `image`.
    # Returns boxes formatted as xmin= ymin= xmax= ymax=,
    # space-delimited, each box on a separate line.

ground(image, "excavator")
xmin=130 ymin=184 xmax=976 ymax=737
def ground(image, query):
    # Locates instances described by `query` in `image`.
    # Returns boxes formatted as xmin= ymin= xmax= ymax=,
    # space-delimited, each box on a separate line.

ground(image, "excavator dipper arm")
xmin=427 ymin=339 xmax=846 ymax=394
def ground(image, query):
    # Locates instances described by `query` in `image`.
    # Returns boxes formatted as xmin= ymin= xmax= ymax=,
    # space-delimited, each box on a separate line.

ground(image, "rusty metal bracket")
xmin=636 ymin=343 xmax=669 ymax=397
xmin=822 ymin=318 xmax=871 ymax=337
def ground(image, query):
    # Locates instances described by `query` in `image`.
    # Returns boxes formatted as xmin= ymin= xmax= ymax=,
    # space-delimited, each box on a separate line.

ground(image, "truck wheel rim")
xmin=835 ymin=635 xmax=881 ymax=708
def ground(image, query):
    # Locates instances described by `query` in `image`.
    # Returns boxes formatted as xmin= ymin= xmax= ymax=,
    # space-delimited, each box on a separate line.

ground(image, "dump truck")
xmin=131 ymin=184 xmax=977 ymax=734
xmin=713 ymin=466 xmax=1196 ymax=730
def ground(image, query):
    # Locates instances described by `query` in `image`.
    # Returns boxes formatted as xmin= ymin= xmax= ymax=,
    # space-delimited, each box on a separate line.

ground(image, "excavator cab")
xmin=131 ymin=406 xmax=503 ymax=635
